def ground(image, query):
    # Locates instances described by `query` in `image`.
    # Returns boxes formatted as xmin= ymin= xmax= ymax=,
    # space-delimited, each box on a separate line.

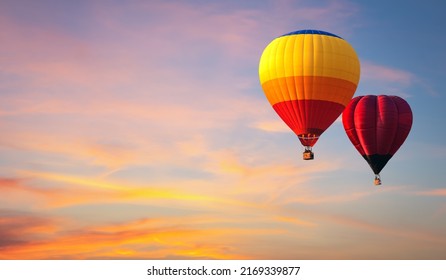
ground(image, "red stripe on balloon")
xmin=273 ymin=100 xmax=345 ymax=147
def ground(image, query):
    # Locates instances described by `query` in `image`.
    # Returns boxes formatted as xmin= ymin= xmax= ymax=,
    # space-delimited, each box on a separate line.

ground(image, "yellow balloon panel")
xmin=259 ymin=33 xmax=360 ymax=87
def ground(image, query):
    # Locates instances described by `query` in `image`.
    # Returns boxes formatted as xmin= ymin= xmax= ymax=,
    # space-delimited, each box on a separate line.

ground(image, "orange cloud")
xmin=0 ymin=173 xmax=317 ymax=259
xmin=0 ymin=210 xmax=63 ymax=254
xmin=252 ymin=120 xmax=290 ymax=133
xmin=1 ymin=212 xmax=288 ymax=259
xmin=275 ymin=215 xmax=317 ymax=227
xmin=0 ymin=175 xmax=117 ymax=209
xmin=414 ymin=189 xmax=446 ymax=196
xmin=9 ymin=171 xmax=260 ymax=211
xmin=3 ymin=175 xmax=446 ymax=260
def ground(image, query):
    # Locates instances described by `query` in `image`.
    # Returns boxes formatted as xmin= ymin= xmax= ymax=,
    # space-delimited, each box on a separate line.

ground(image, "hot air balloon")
xmin=342 ymin=95 xmax=413 ymax=185
xmin=259 ymin=29 xmax=360 ymax=160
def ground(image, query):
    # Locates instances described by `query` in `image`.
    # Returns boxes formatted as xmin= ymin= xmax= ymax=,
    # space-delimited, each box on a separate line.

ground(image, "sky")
xmin=0 ymin=0 xmax=445 ymax=260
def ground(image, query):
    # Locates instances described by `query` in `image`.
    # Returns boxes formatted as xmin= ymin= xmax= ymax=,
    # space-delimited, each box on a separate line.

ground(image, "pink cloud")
xmin=252 ymin=120 xmax=290 ymax=133
xmin=361 ymin=61 xmax=414 ymax=85
xmin=414 ymin=189 xmax=446 ymax=196
xmin=0 ymin=0 xmax=362 ymax=129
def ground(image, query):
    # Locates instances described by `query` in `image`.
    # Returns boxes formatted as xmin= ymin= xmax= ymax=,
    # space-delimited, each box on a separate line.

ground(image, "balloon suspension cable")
xmin=303 ymin=146 xmax=314 ymax=160
xmin=374 ymin=174 xmax=382 ymax=186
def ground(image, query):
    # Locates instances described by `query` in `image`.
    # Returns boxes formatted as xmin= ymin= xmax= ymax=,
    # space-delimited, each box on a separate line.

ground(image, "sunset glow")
xmin=1 ymin=0 xmax=446 ymax=260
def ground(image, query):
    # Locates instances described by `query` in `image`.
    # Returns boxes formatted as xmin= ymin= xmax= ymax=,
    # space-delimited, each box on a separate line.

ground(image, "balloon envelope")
xmin=259 ymin=29 xmax=360 ymax=148
xmin=342 ymin=95 xmax=413 ymax=176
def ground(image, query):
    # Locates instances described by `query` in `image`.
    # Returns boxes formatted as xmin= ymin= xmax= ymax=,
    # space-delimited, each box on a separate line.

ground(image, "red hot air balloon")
xmin=342 ymin=95 xmax=413 ymax=185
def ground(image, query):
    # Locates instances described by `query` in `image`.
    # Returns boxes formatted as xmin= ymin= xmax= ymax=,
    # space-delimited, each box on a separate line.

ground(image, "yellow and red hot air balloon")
xmin=259 ymin=29 xmax=360 ymax=160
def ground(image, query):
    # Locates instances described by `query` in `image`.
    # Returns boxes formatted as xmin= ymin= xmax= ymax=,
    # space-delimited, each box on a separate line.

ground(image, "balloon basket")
xmin=374 ymin=175 xmax=382 ymax=186
xmin=303 ymin=150 xmax=314 ymax=160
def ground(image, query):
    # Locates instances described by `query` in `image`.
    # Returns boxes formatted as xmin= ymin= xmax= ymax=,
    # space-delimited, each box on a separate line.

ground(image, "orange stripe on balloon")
xmin=261 ymin=76 xmax=357 ymax=107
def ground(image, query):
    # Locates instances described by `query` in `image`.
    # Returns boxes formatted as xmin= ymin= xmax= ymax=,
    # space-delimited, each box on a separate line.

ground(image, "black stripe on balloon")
xmin=362 ymin=154 xmax=393 ymax=175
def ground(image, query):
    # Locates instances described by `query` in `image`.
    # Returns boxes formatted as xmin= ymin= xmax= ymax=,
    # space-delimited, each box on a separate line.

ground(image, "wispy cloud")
xmin=413 ymin=188 xmax=446 ymax=197
xmin=252 ymin=120 xmax=290 ymax=133
xmin=359 ymin=61 xmax=439 ymax=97
xmin=362 ymin=61 xmax=414 ymax=85
xmin=0 ymin=210 xmax=62 ymax=252
xmin=275 ymin=215 xmax=317 ymax=227
xmin=0 ymin=213 xmax=250 ymax=259
xmin=0 ymin=176 xmax=283 ymax=259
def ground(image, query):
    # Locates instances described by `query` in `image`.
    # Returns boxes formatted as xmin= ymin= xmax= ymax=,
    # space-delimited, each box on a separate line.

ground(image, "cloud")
xmin=0 ymin=177 xmax=24 ymax=189
xmin=324 ymin=212 xmax=446 ymax=246
xmin=2 ymin=173 xmax=445 ymax=260
xmin=0 ymin=208 xmax=286 ymax=259
xmin=361 ymin=61 xmax=414 ymax=85
xmin=275 ymin=215 xmax=317 ymax=227
xmin=0 ymin=0 xmax=363 ymax=110
xmin=0 ymin=174 xmax=279 ymax=259
xmin=413 ymin=188 xmax=446 ymax=197
xmin=357 ymin=61 xmax=436 ymax=98
xmin=9 ymin=171 xmax=259 ymax=210
xmin=252 ymin=120 xmax=290 ymax=133
xmin=1 ymin=2 xmax=275 ymax=178
xmin=0 ymin=209 xmax=61 ymax=251
xmin=0 ymin=175 xmax=116 ymax=209
xmin=0 ymin=0 xmax=364 ymax=180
